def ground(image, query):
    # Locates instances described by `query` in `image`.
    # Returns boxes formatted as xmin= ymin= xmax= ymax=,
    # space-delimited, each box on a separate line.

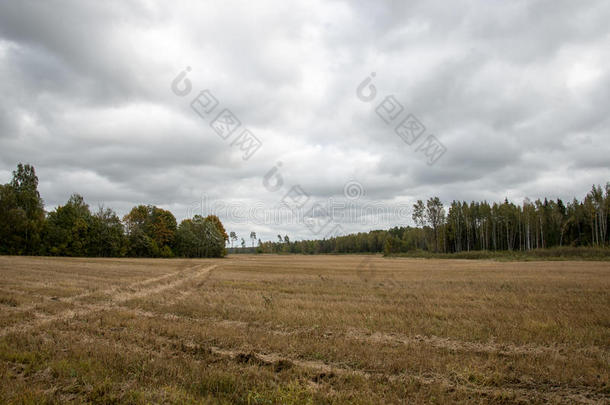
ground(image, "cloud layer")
xmin=1 ymin=0 xmax=609 ymax=240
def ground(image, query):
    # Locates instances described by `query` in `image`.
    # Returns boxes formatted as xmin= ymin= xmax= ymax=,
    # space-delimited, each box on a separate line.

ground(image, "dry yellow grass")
xmin=0 ymin=255 xmax=608 ymax=404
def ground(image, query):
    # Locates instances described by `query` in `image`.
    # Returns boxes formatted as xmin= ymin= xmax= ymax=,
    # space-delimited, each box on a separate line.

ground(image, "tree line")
xmin=0 ymin=164 xmax=228 ymax=257
xmin=404 ymin=189 xmax=609 ymax=254
xmin=1 ymin=163 xmax=608 ymax=257
xmin=255 ymin=185 xmax=610 ymax=255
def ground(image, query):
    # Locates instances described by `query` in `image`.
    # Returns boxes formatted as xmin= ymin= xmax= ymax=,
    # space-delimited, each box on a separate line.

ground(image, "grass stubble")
xmin=0 ymin=255 xmax=608 ymax=404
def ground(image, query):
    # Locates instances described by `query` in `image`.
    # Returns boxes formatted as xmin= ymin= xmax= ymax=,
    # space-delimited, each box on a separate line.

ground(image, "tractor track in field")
xmin=33 ymin=322 xmax=607 ymax=405
xmin=0 ymin=264 xmax=216 ymax=338
xmin=207 ymin=346 xmax=606 ymax=405
xmin=46 ymin=302 xmax=605 ymax=404
xmin=0 ymin=263 xmax=205 ymax=314
xmin=84 ymin=304 xmax=605 ymax=361
xmin=1 ymin=257 xmax=608 ymax=404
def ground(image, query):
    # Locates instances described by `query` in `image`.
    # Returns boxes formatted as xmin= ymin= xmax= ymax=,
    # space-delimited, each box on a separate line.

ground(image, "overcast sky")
xmin=1 ymin=0 xmax=609 ymax=241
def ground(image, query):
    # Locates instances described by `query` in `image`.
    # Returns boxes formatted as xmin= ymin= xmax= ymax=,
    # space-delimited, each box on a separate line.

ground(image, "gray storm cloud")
xmin=1 ymin=0 xmax=609 ymax=241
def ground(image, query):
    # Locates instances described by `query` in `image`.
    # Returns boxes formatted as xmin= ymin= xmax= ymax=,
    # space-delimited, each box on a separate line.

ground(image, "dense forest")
xmin=0 ymin=164 xmax=228 ymax=257
xmin=1 ymin=164 xmax=608 ymax=258
xmin=256 ymin=188 xmax=610 ymax=255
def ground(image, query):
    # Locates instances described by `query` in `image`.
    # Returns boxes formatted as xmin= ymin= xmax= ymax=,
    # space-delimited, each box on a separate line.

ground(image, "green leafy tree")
xmin=0 ymin=163 xmax=45 ymax=254
xmin=43 ymin=194 xmax=92 ymax=256
xmin=88 ymin=206 xmax=127 ymax=257
xmin=425 ymin=197 xmax=445 ymax=252
xmin=123 ymin=205 xmax=176 ymax=257
xmin=175 ymin=215 xmax=226 ymax=257
xmin=206 ymin=215 xmax=228 ymax=243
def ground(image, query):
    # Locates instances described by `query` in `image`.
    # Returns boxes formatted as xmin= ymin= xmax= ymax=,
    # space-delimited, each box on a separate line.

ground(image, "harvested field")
xmin=0 ymin=255 xmax=608 ymax=404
